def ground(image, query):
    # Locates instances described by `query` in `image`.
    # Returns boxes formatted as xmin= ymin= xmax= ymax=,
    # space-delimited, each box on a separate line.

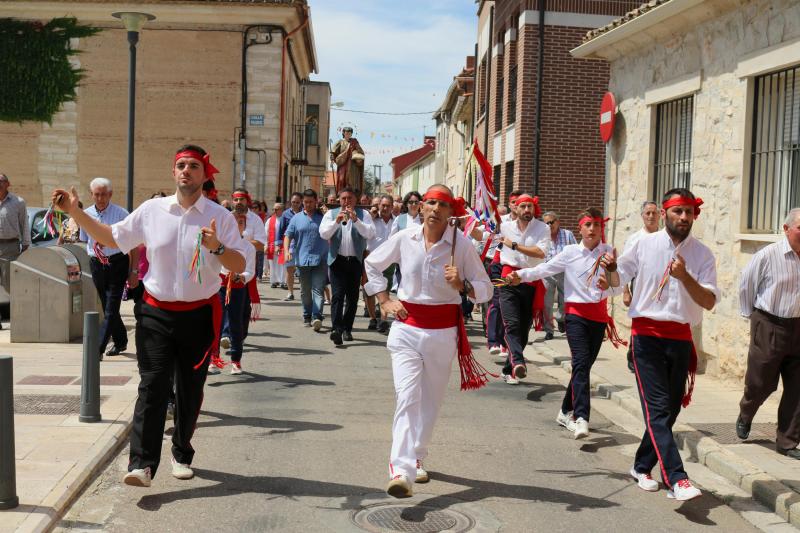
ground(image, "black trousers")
xmin=739 ymin=309 xmax=800 ymax=451
xmin=330 ymin=255 xmax=362 ymax=333
xmin=486 ymin=261 xmax=506 ymax=347
xmin=129 ymin=300 xmax=213 ymax=477
xmin=90 ymin=254 xmax=129 ymax=353
xmin=631 ymin=334 xmax=691 ymax=487
xmin=561 ymin=314 xmax=606 ymax=421
xmin=500 ymin=282 xmax=536 ymax=375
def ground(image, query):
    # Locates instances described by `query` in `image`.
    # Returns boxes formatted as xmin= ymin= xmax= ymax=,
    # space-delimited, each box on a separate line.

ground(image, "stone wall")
xmin=605 ymin=0 xmax=800 ymax=380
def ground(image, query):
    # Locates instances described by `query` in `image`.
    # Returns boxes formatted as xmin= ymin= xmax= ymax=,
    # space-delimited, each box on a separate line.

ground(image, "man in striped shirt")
xmin=542 ymin=211 xmax=577 ymax=340
xmin=737 ymin=207 xmax=800 ymax=458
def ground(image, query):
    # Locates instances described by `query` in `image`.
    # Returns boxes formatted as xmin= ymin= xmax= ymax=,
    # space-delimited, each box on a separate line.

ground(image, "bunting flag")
xmin=468 ymin=138 xmax=501 ymax=234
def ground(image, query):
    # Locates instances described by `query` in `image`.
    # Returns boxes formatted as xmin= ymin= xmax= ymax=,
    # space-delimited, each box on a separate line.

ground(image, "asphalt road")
xmin=56 ymin=285 xmax=757 ymax=533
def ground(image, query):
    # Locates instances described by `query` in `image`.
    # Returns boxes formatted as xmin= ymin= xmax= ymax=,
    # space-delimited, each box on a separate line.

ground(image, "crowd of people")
xmin=25 ymin=142 xmax=797 ymax=507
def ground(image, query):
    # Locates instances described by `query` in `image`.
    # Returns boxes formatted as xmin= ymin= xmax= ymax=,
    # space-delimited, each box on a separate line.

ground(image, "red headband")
xmin=232 ymin=191 xmax=252 ymax=206
xmin=514 ymin=194 xmax=542 ymax=217
xmin=423 ymin=190 xmax=467 ymax=217
xmin=175 ymin=150 xmax=220 ymax=181
xmin=662 ymin=196 xmax=703 ymax=217
xmin=578 ymin=215 xmax=610 ymax=243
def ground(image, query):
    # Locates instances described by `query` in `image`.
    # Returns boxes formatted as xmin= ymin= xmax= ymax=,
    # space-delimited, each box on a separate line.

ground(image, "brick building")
xmin=473 ymin=0 xmax=639 ymax=229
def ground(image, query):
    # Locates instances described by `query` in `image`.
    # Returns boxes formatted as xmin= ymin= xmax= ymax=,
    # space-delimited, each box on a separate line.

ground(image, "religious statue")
xmin=330 ymin=127 xmax=365 ymax=194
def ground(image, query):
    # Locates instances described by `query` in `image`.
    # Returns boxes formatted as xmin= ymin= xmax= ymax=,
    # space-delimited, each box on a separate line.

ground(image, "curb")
xmin=531 ymin=343 xmax=800 ymax=529
xmin=17 ymin=398 xmax=136 ymax=533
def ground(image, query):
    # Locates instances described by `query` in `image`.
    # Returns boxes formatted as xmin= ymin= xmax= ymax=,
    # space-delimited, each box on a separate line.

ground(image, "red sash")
xmin=247 ymin=278 xmax=261 ymax=321
xmin=143 ymin=291 xmax=223 ymax=370
xmin=631 ymin=317 xmax=697 ymax=407
xmin=500 ymin=265 xmax=546 ymax=331
xmin=266 ymin=215 xmax=278 ymax=260
xmin=565 ymin=301 xmax=627 ymax=348
xmin=399 ymin=301 xmax=497 ymax=391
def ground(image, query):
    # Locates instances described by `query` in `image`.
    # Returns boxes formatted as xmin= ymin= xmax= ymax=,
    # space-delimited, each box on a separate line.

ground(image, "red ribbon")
xmin=662 ymin=196 xmax=703 ymax=217
xmin=175 ymin=150 xmax=220 ymax=181
xmin=578 ymin=216 xmax=610 ymax=243
xmin=422 ymin=190 xmax=467 ymax=217
xmin=232 ymin=191 xmax=252 ymax=206
xmin=514 ymin=194 xmax=542 ymax=217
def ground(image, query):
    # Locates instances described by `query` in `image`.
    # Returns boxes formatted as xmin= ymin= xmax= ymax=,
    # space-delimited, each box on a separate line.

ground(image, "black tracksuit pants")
xmin=90 ymin=253 xmax=129 ymax=354
xmin=129 ymin=300 xmax=213 ymax=477
xmin=500 ymin=282 xmax=536 ymax=375
xmin=330 ymin=255 xmax=362 ymax=334
xmin=561 ymin=314 xmax=606 ymax=421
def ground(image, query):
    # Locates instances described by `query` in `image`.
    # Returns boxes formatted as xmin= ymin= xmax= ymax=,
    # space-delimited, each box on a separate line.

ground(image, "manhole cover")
xmin=18 ymin=375 xmax=77 ymax=385
xmin=351 ymin=503 xmax=474 ymax=532
xmin=14 ymin=394 xmax=108 ymax=415
xmin=693 ymin=423 xmax=778 ymax=445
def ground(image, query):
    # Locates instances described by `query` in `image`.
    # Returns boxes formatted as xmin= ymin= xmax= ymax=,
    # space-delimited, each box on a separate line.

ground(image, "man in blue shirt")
xmin=284 ymin=189 xmax=329 ymax=330
xmin=278 ymin=192 xmax=302 ymax=301
xmin=79 ymin=177 xmax=138 ymax=358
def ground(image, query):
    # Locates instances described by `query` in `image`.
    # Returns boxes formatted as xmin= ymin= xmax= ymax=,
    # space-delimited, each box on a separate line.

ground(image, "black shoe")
xmin=363 ymin=308 xmax=370 ymax=317
xmin=377 ymin=321 xmax=390 ymax=333
xmin=557 ymin=321 xmax=566 ymax=333
xmin=627 ymin=350 xmax=635 ymax=373
xmin=303 ymin=319 xmax=312 ymax=327
xmin=368 ymin=318 xmax=378 ymax=330
xmin=736 ymin=415 xmax=751 ymax=440
xmin=544 ymin=332 xmax=554 ymax=341
xmin=281 ymin=283 xmax=288 ymax=290
xmin=343 ymin=331 xmax=353 ymax=342
xmin=330 ymin=330 xmax=343 ymax=346
xmin=779 ymin=448 xmax=800 ymax=459
xmin=271 ymin=283 xmax=278 ymax=288
xmin=105 ymin=344 xmax=127 ymax=357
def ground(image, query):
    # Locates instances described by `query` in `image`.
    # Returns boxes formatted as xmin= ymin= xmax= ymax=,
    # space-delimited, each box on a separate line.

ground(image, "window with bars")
xmin=478 ymin=56 xmax=488 ymax=118
xmin=508 ymin=64 xmax=517 ymax=125
xmin=748 ymin=65 xmax=800 ymax=233
xmin=496 ymin=74 xmax=504 ymax=128
xmin=505 ymin=161 xmax=514 ymax=199
xmin=652 ymin=95 xmax=694 ymax=201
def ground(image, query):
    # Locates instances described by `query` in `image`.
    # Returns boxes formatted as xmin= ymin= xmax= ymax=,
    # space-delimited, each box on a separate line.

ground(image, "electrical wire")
xmin=331 ymin=108 xmax=436 ymax=115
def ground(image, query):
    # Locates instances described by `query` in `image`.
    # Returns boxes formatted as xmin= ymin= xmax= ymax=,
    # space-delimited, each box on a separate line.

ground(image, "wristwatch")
xmin=209 ymin=243 xmax=226 ymax=255
xmin=130 ymin=268 xmax=139 ymax=274
xmin=511 ymin=241 xmax=518 ymax=251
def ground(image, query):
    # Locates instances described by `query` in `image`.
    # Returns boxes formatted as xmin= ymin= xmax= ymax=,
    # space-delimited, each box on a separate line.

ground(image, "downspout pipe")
xmin=533 ymin=0 xmax=545 ymax=196
xmin=277 ymin=7 xmax=310 ymax=201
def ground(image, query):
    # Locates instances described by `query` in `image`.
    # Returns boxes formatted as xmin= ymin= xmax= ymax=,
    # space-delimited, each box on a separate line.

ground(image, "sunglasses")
xmin=545 ymin=221 xmax=556 ymax=225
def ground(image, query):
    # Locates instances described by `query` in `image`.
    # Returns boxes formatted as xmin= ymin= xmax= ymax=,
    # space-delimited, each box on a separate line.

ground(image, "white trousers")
xmin=269 ymin=258 xmax=286 ymax=284
xmin=387 ymin=321 xmax=456 ymax=483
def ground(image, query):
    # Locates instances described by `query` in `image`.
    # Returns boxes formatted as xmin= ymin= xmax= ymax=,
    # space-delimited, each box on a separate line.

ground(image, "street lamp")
xmin=112 ymin=12 xmax=155 ymax=212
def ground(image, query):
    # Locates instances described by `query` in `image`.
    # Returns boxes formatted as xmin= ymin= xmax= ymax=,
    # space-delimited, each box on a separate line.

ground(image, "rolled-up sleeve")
xmin=110 ymin=210 xmax=143 ymax=255
xmin=458 ymin=234 xmax=492 ymax=304
xmin=364 ymin=232 xmax=402 ymax=296
xmin=615 ymin=241 xmax=640 ymax=287
xmin=319 ymin=210 xmax=338 ymax=240
xmin=697 ymin=247 xmax=720 ymax=304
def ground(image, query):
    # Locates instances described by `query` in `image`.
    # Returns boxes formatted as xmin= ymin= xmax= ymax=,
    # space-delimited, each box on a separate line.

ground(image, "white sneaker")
xmin=488 ymin=345 xmax=501 ymax=355
xmin=556 ymin=410 xmax=573 ymax=428
xmin=504 ymin=374 xmax=519 ymax=385
xmin=312 ymin=318 xmax=322 ymax=331
xmin=416 ymin=460 xmax=429 ymax=483
xmin=230 ymin=362 xmax=242 ymax=375
xmin=171 ymin=458 xmax=194 ymax=480
xmin=387 ymin=474 xmax=412 ymax=498
xmin=123 ymin=467 xmax=151 ymax=487
xmin=668 ymin=479 xmax=702 ymax=501
xmin=573 ymin=417 xmax=589 ymax=439
xmin=220 ymin=336 xmax=231 ymax=349
xmin=207 ymin=364 xmax=220 ymax=375
xmin=499 ymin=347 xmax=509 ymax=361
xmin=630 ymin=468 xmax=659 ymax=492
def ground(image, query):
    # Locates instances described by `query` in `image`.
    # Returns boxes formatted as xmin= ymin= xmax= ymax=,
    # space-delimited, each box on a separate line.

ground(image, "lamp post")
xmin=112 ymin=12 xmax=155 ymax=212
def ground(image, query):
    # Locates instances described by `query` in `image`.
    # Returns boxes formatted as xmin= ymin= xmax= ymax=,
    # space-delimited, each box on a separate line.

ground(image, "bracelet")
xmin=511 ymin=242 xmax=518 ymax=251
xmin=209 ymin=243 xmax=226 ymax=256
xmin=605 ymin=263 xmax=617 ymax=273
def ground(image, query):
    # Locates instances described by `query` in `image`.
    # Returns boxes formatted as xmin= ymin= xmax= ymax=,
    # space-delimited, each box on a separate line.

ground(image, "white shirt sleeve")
xmin=354 ymin=214 xmax=376 ymax=239
xmin=110 ymin=207 xmax=145 ymax=255
xmin=363 ymin=231 xmax=402 ymax=296
xmin=319 ymin=210 xmax=339 ymax=240
xmin=249 ymin=212 xmax=268 ymax=246
xmin=695 ymin=246 xmax=720 ymax=303
xmin=216 ymin=210 xmax=249 ymax=271
xmin=519 ymin=247 xmax=570 ymax=282
xmin=458 ymin=235 xmax=493 ymax=304
xmin=615 ymin=238 xmax=640 ymax=287
xmin=241 ymin=241 xmax=257 ymax=283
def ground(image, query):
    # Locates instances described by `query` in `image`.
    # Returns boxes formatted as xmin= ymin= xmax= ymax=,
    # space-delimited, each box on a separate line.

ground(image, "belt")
xmin=0 ymin=238 xmax=19 ymax=243
xmin=755 ymin=308 xmax=800 ymax=327
xmin=336 ymin=254 xmax=360 ymax=261
xmin=91 ymin=252 xmax=124 ymax=261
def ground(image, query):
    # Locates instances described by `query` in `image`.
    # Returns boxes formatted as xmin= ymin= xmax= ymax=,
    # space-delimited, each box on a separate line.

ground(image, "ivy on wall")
xmin=0 ymin=17 xmax=100 ymax=123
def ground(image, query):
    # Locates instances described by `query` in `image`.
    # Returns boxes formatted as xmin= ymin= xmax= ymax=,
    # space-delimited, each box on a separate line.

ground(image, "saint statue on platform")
xmin=331 ymin=127 xmax=365 ymax=194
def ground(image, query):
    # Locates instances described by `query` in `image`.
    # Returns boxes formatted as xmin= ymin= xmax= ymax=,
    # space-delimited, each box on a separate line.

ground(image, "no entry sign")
xmin=599 ymin=92 xmax=617 ymax=143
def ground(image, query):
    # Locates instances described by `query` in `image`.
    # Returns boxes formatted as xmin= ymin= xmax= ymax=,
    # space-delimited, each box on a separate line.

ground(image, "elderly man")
xmin=541 ymin=211 xmax=576 ymax=340
xmin=0 ymin=174 xmax=30 ymax=326
xmin=266 ymin=202 xmax=286 ymax=288
xmin=737 ymin=208 xmax=800 ymax=458
xmin=279 ymin=192 xmax=303 ymax=300
xmin=80 ymin=177 xmax=137 ymax=359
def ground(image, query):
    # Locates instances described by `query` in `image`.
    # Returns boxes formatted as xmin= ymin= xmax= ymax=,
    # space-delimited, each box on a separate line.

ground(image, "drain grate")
xmin=352 ymin=503 xmax=474 ymax=533
xmin=18 ymin=375 xmax=77 ymax=385
xmin=693 ymin=423 xmax=778 ymax=445
xmin=14 ymin=394 xmax=108 ymax=415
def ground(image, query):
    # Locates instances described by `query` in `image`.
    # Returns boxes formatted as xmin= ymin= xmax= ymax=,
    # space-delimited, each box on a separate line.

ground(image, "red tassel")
xmin=456 ymin=308 xmax=498 ymax=390
xmin=682 ymin=345 xmax=698 ymax=407
xmin=605 ymin=317 xmax=628 ymax=349
xmin=532 ymin=280 xmax=546 ymax=331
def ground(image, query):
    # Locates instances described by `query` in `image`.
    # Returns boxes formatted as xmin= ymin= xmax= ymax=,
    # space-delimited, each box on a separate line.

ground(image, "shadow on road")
xmin=525 ymin=383 xmax=563 ymax=402
xmin=206 ymin=371 xmax=335 ymax=389
xmin=196 ymin=409 xmax=343 ymax=435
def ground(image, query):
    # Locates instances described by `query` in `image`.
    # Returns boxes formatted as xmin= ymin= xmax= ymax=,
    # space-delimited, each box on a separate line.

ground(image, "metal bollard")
xmin=79 ymin=312 xmax=101 ymax=423
xmin=0 ymin=355 xmax=19 ymax=510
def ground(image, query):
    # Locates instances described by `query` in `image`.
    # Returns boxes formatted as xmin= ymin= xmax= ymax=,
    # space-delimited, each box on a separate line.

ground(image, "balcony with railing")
xmin=290 ymin=124 xmax=308 ymax=166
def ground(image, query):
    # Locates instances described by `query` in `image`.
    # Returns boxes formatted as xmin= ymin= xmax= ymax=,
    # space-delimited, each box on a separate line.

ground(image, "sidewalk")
xmin=0 ymin=301 xmax=139 ymax=533
xmin=522 ymin=327 xmax=800 ymax=528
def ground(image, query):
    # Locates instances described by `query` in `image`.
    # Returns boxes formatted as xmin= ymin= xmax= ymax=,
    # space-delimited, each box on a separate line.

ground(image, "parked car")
xmin=0 ymin=208 xmax=72 ymax=318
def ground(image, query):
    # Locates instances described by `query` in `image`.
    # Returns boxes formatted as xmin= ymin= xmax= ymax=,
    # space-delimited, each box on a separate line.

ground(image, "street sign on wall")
xmin=249 ymin=114 xmax=265 ymax=127
xmin=599 ymin=92 xmax=617 ymax=143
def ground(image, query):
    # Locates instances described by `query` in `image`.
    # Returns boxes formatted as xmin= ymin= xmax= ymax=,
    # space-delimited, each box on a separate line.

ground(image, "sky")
xmin=309 ymin=0 xmax=477 ymax=183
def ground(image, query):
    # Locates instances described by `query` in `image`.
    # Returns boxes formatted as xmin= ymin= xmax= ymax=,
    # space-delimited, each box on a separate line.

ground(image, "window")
xmin=496 ymin=74 xmax=504 ymax=129
xmin=748 ymin=65 xmax=800 ymax=233
xmin=493 ymin=165 xmax=501 ymax=201
xmin=508 ymin=64 xmax=517 ymax=125
xmin=478 ymin=56 xmax=488 ymax=118
xmin=505 ymin=161 xmax=514 ymax=200
xmin=652 ymin=95 xmax=694 ymax=200
xmin=305 ymin=104 xmax=319 ymax=146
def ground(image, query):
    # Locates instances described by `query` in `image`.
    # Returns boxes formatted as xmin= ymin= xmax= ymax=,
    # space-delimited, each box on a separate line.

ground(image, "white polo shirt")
xmin=499 ymin=219 xmax=550 ymax=269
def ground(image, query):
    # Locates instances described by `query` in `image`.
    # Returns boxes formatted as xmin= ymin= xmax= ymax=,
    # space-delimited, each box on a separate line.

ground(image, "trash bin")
xmin=10 ymin=247 xmax=83 ymax=343
xmin=61 ymin=243 xmax=104 ymax=321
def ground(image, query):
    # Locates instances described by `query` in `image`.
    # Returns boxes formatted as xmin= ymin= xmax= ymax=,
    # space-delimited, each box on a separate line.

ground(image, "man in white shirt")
xmin=604 ymin=187 xmax=718 ymax=501
xmin=53 ymin=144 xmax=247 ymax=488
xmin=736 ymin=207 xmax=800 ymax=458
xmin=366 ymin=194 xmax=395 ymax=332
xmin=364 ymin=184 xmax=492 ymax=498
xmin=498 ymin=194 xmax=550 ymax=384
xmin=319 ymin=186 xmax=375 ymax=345
xmin=622 ymin=200 xmax=660 ymax=371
